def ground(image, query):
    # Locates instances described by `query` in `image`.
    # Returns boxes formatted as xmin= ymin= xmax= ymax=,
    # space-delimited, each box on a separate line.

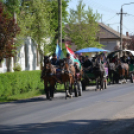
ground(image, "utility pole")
xmin=58 ymin=0 xmax=62 ymax=49
xmin=117 ymin=8 xmax=127 ymax=51
xmin=117 ymin=2 xmax=134 ymax=51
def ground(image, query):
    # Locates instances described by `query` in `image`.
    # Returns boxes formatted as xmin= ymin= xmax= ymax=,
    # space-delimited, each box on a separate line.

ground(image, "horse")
xmin=92 ymin=62 xmax=105 ymax=90
xmin=41 ymin=56 xmax=57 ymax=100
xmin=58 ymin=59 xmax=76 ymax=98
xmin=115 ymin=63 xmax=129 ymax=83
xmin=81 ymin=61 xmax=105 ymax=91
xmin=108 ymin=62 xmax=116 ymax=84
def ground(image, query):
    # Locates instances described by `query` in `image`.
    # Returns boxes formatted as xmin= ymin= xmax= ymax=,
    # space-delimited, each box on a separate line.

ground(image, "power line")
xmin=127 ymin=14 xmax=134 ymax=18
xmin=105 ymin=14 xmax=116 ymax=22
xmin=87 ymin=0 xmax=118 ymax=13
xmin=108 ymin=22 xmax=120 ymax=25
xmin=123 ymin=24 xmax=134 ymax=33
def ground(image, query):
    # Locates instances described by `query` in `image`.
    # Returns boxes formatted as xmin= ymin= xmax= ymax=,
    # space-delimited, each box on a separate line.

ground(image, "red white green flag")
xmin=65 ymin=45 xmax=81 ymax=69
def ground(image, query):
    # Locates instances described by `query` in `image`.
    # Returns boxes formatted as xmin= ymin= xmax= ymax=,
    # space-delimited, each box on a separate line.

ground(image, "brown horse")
xmin=41 ymin=56 xmax=57 ymax=100
xmin=59 ymin=59 xmax=76 ymax=98
xmin=116 ymin=63 xmax=129 ymax=83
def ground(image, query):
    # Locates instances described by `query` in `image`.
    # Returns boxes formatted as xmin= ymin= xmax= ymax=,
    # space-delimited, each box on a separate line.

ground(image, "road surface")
xmin=0 ymin=83 xmax=134 ymax=134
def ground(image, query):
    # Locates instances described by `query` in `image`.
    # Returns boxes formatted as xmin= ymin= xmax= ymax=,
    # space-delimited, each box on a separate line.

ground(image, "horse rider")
xmin=50 ymin=53 xmax=62 ymax=83
xmin=129 ymin=55 xmax=134 ymax=64
xmin=112 ymin=55 xmax=118 ymax=64
xmin=79 ymin=56 xmax=84 ymax=64
xmin=121 ymin=55 xmax=128 ymax=64
xmin=51 ymin=53 xmax=60 ymax=66
xmin=66 ymin=53 xmax=74 ymax=65
xmin=82 ymin=56 xmax=93 ymax=72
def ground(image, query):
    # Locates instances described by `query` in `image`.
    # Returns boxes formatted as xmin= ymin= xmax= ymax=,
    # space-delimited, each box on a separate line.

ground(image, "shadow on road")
xmin=0 ymin=118 xmax=134 ymax=134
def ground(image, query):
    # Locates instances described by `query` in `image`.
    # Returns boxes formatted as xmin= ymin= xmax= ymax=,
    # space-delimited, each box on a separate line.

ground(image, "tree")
xmin=0 ymin=2 xmax=20 ymax=65
xmin=18 ymin=0 xmax=69 ymax=53
xmin=43 ymin=0 xmax=69 ymax=53
xmin=3 ymin=0 xmax=69 ymax=56
xmin=2 ymin=0 xmax=20 ymax=15
xmin=66 ymin=0 xmax=102 ymax=50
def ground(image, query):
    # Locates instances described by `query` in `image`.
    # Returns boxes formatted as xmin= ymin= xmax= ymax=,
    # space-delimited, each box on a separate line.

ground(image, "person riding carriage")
xmin=82 ymin=56 xmax=93 ymax=72
xmin=66 ymin=53 xmax=74 ymax=65
xmin=50 ymin=53 xmax=62 ymax=83
xmin=51 ymin=53 xmax=60 ymax=66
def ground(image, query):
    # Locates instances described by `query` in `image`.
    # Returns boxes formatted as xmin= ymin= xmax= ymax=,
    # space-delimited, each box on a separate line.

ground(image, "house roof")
xmin=98 ymin=23 xmax=131 ymax=40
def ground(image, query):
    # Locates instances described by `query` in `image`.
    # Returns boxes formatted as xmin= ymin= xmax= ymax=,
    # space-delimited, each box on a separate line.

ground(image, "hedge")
xmin=0 ymin=71 xmax=44 ymax=97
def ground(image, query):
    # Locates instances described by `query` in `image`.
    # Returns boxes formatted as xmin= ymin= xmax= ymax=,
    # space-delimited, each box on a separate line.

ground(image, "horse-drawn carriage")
xmin=41 ymin=56 xmax=83 ymax=100
xmin=81 ymin=65 xmax=108 ymax=91
xmin=76 ymin=47 xmax=109 ymax=91
xmin=107 ymin=49 xmax=134 ymax=84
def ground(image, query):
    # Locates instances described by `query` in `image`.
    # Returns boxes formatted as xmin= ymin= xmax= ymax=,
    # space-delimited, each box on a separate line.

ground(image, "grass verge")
xmin=0 ymin=84 xmax=65 ymax=103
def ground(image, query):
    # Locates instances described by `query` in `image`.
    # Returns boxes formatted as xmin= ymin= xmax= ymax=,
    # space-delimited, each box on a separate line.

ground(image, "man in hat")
xmin=82 ymin=56 xmax=93 ymax=71
xmin=66 ymin=53 xmax=74 ymax=65
xmin=50 ymin=53 xmax=62 ymax=83
xmin=121 ymin=55 xmax=128 ymax=64
xmin=51 ymin=53 xmax=59 ymax=66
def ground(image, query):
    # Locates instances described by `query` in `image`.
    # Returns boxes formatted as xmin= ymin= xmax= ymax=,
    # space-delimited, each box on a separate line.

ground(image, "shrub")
xmin=0 ymin=70 xmax=44 ymax=97
xmin=13 ymin=63 xmax=22 ymax=72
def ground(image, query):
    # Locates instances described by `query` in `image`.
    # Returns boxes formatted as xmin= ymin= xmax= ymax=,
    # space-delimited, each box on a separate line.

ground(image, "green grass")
xmin=0 ymin=90 xmax=43 ymax=102
xmin=56 ymin=84 xmax=64 ymax=91
xmin=0 ymin=84 xmax=65 ymax=103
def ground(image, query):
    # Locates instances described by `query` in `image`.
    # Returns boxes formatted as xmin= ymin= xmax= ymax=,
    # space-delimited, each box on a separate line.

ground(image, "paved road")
xmin=0 ymin=83 xmax=134 ymax=134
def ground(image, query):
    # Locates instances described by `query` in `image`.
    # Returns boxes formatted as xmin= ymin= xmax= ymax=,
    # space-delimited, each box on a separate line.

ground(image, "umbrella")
xmin=76 ymin=47 xmax=110 ymax=53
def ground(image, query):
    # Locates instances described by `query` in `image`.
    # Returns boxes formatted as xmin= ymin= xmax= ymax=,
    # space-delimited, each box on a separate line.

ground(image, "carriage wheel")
xmin=78 ymin=81 xmax=82 ymax=96
xmin=130 ymin=74 xmax=134 ymax=83
xmin=75 ymin=81 xmax=82 ymax=96
xmin=74 ymin=83 xmax=79 ymax=97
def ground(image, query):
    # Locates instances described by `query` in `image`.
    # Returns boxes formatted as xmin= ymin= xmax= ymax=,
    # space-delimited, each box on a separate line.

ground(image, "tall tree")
xmin=47 ymin=0 xmax=69 ymax=53
xmin=66 ymin=0 xmax=102 ymax=50
xmin=3 ymin=0 xmax=69 ymax=54
xmin=0 ymin=2 xmax=20 ymax=60
xmin=0 ymin=2 xmax=20 ymax=72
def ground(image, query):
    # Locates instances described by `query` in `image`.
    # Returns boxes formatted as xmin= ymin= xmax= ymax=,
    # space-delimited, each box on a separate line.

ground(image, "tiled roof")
xmin=98 ymin=23 xmax=131 ymax=39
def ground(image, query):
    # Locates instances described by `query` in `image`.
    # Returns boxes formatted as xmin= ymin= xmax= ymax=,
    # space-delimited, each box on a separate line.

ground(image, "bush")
xmin=13 ymin=63 xmax=22 ymax=72
xmin=0 ymin=70 xmax=44 ymax=97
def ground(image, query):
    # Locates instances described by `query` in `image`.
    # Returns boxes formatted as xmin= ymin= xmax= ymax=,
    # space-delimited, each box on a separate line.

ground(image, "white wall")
xmin=0 ymin=37 xmax=40 ymax=73
xmin=101 ymin=39 xmax=120 ymax=51
xmin=0 ymin=58 xmax=14 ymax=73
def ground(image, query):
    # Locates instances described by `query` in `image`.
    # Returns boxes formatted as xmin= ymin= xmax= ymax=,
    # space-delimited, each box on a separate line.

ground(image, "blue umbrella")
xmin=76 ymin=47 xmax=110 ymax=53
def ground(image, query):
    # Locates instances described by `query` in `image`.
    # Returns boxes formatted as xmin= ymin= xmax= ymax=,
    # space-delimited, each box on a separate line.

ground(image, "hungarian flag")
xmin=65 ymin=45 xmax=81 ymax=69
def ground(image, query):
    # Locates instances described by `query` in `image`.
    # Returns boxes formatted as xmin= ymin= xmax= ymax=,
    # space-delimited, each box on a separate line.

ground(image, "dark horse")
xmin=92 ymin=62 xmax=105 ymax=90
xmin=58 ymin=59 xmax=76 ymax=98
xmin=82 ymin=62 xmax=105 ymax=91
xmin=41 ymin=56 xmax=57 ymax=100
xmin=108 ymin=62 xmax=116 ymax=84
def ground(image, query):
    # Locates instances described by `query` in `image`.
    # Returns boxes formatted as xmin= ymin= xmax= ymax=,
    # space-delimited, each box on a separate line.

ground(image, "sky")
xmin=67 ymin=0 xmax=134 ymax=36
